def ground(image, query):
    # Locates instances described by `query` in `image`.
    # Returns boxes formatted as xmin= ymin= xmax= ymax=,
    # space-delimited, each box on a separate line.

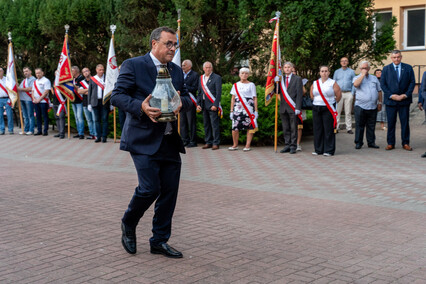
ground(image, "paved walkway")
xmin=0 ymin=110 xmax=425 ymax=283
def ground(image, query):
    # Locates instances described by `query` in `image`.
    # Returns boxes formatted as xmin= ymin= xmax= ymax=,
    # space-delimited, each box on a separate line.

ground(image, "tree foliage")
xmin=0 ymin=0 xmax=395 ymax=84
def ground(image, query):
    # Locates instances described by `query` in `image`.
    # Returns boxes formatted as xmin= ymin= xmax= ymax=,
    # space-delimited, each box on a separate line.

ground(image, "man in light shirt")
xmin=352 ymin=61 xmax=382 ymax=149
xmin=333 ymin=57 xmax=356 ymax=134
xmin=0 ymin=67 xmax=14 ymax=135
xmin=17 ymin=67 xmax=36 ymax=135
xmin=32 ymin=68 xmax=51 ymax=136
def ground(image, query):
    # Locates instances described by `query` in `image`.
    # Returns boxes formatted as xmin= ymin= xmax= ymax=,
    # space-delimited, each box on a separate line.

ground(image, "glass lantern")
xmin=149 ymin=65 xmax=181 ymax=122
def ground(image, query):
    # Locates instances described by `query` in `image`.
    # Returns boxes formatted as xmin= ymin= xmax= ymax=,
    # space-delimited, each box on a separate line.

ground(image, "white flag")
xmin=5 ymin=43 xmax=18 ymax=107
xmin=172 ymin=33 xmax=181 ymax=67
xmin=103 ymin=37 xmax=119 ymax=104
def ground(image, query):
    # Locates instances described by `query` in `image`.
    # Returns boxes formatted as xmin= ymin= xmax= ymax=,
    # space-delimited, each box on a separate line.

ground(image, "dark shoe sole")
xmin=121 ymin=238 xmax=136 ymax=255
xmin=150 ymin=248 xmax=183 ymax=258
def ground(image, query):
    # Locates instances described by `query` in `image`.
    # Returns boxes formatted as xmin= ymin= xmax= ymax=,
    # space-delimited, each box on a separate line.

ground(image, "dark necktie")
xmin=395 ymin=66 xmax=400 ymax=81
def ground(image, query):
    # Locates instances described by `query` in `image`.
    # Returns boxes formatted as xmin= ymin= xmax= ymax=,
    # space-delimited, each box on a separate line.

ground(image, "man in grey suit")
xmin=197 ymin=61 xmax=222 ymax=150
xmin=279 ymin=62 xmax=303 ymax=154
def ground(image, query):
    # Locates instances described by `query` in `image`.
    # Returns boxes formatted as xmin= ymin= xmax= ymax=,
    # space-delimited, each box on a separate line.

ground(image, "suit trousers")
xmin=386 ymin=104 xmax=410 ymax=146
xmin=203 ymin=108 xmax=220 ymax=145
xmin=180 ymin=107 xmax=197 ymax=144
xmin=354 ymin=106 xmax=377 ymax=146
xmin=53 ymin=105 xmax=66 ymax=135
xmin=280 ymin=111 xmax=298 ymax=149
xmin=313 ymin=105 xmax=336 ymax=155
xmin=122 ymin=135 xmax=181 ymax=246
xmin=93 ymin=99 xmax=109 ymax=139
xmin=336 ymin=91 xmax=353 ymax=130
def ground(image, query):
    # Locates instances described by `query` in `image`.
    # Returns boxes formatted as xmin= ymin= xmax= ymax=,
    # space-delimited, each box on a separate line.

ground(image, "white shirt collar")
xmin=149 ymin=52 xmax=163 ymax=72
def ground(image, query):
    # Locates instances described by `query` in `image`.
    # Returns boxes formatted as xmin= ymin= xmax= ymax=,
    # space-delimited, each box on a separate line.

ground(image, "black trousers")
xmin=180 ymin=107 xmax=197 ymax=144
xmin=386 ymin=104 xmax=410 ymax=146
xmin=354 ymin=106 xmax=377 ymax=146
xmin=312 ymin=105 xmax=336 ymax=155
xmin=122 ymin=136 xmax=181 ymax=247
xmin=280 ymin=111 xmax=298 ymax=149
xmin=202 ymin=108 xmax=220 ymax=145
xmin=53 ymin=105 xmax=66 ymax=135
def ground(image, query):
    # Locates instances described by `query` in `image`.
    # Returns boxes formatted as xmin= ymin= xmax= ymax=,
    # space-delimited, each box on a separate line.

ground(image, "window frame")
xmin=403 ymin=7 xmax=426 ymax=50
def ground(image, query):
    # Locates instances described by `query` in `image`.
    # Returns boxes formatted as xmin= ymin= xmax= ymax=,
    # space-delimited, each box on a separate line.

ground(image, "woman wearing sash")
xmin=310 ymin=66 xmax=341 ymax=156
xmin=229 ymin=68 xmax=258 ymax=151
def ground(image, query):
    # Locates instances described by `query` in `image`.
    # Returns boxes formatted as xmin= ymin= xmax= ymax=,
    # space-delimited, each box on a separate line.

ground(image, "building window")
xmin=375 ymin=11 xmax=392 ymax=34
xmin=404 ymin=7 xmax=425 ymax=49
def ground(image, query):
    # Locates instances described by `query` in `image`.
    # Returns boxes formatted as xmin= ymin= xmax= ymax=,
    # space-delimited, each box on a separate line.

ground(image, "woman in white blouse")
xmin=229 ymin=68 xmax=258 ymax=151
xmin=310 ymin=66 xmax=342 ymax=156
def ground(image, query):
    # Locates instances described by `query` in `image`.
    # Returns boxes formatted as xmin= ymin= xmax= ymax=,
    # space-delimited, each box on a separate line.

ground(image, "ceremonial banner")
xmin=103 ymin=36 xmax=118 ymax=104
xmin=5 ymin=42 xmax=18 ymax=107
xmin=172 ymin=28 xmax=181 ymax=67
xmin=265 ymin=15 xmax=282 ymax=106
xmin=55 ymin=34 xmax=75 ymax=101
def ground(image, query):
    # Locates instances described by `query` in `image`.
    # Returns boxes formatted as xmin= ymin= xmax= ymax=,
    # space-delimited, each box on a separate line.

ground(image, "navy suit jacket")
xmin=279 ymin=75 xmax=303 ymax=114
xmin=197 ymin=73 xmax=222 ymax=109
xmin=184 ymin=70 xmax=199 ymax=96
xmin=419 ymin=71 xmax=426 ymax=106
xmin=380 ymin=62 xmax=415 ymax=106
xmin=110 ymin=53 xmax=192 ymax=155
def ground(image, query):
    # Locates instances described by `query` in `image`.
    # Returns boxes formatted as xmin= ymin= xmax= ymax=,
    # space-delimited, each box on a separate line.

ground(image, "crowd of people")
xmin=0 ymin=46 xmax=425 ymax=157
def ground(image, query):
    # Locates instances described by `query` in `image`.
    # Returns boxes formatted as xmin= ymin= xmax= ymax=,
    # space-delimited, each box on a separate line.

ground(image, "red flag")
xmin=265 ymin=15 xmax=282 ymax=106
xmin=55 ymin=34 xmax=75 ymax=101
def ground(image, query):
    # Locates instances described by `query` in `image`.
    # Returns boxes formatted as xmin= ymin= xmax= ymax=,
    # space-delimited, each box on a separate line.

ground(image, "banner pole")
xmin=274 ymin=12 xmax=280 ymax=153
xmin=177 ymin=9 xmax=181 ymax=135
xmin=67 ymin=98 xmax=70 ymax=139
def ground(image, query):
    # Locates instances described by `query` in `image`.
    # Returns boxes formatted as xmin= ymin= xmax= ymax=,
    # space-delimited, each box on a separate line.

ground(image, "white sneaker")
xmin=312 ymin=152 xmax=318 ymax=155
xmin=296 ymin=145 xmax=302 ymax=151
xmin=228 ymin=146 xmax=238 ymax=151
xmin=19 ymin=131 xmax=24 ymax=135
xmin=26 ymin=132 xmax=33 ymax=135
xmin=243 ymin=147 xmax=251 ymax=152
xmin=323 ymin=153 xmax=333 ymax=157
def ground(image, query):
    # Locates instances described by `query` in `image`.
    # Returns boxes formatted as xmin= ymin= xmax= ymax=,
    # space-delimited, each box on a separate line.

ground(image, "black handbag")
xmin=302 ymin=95 xmax=313 ymax=110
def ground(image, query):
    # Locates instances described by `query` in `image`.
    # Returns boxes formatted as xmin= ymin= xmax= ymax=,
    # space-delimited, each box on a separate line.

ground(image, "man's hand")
xmin=196 ymin=105 xmax=202 ymax=112
xmin=88 ymin=105 xmax=92 ymax=112
xmin=295 ymin=109 xmax=301 ymax=116
xmin=142 ymin=94 xmax=161 ymax=123
xmin=211 ymin=106 xmax=217 ymax=111
xmin=377 ymin=104 xmax=382 ymax=111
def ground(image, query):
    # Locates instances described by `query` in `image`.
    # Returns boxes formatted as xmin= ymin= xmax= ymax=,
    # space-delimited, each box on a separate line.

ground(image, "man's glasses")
xmin=159 ymin=40 xmax=179 ymax=50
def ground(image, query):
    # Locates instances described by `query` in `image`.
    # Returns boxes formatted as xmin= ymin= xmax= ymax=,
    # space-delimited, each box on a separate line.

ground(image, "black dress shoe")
xmin=42 ymin=133 xmax=48 ymax=136
xmin=150 ymin=243 xmax=183 ymax=258
xmin=421 ymin=152 xmax=426 ymax=158
xmin=60 ymin=135 xmax=65 ymax=139
xmin=95 ymin=138 xmax=101 ymax=143
xmin=368 ymin=143 xmax=380 ymax=149
xmin=54 ymin=134 xmax=60 ymax=138
xmin=73 ymin=134 xmax=80 ymax=138
xmin=289 ymin=148 xmax=296 ymax=154
xmin=280 ymin=146 xmax=290 ymax=153
xmin=121 ymin=223 xmax=136 ymax=254
xmin=355 ymin=144 xmax=362 ymax=149
xmin=34 ymin=132 xmax=42 ymax=136
xmin=79 ymin=135 xmax=85 ymax=139
xmin=347 ymin=130 xmax=354 ymax=134
xmin=102 ymin=137 xmax=107 ymax=143
xmin=186 ymin=143 xmax=197 ymax=148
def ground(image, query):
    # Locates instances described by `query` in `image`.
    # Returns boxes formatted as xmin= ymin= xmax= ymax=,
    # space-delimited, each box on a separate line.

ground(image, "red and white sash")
xmin=316 ymin=80 xmax=337 ymax=128
xmin=91 ymin=76 xmax=105 ymax=90
xmin=234 ymin=83 xmax=258 ymax=129
xmin=73 ymin=79 xmax=83 ymax=100
xmin=279 ymin=79 xmax=303 ymax=122
xmin=200 ymin=75 xmax=223 ymax=117
xmin=54 ymin=87 xmax=67 ymax=115
xmin=0 ymin=81 xmax=8 ymax=97
xmin=79 ymin=80 xmax=89 ymax=89
xmin=188 ymin=92 xmax=197 ymax=107
xmin=33 ymin=80 xmax=50 ymax=104
xmin=22 ymin=78 xmax=32 ymax=99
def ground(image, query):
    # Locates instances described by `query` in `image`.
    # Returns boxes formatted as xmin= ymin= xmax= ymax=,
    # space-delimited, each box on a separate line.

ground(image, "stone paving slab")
xmin=0 ymin=111 xmax=425 ymax=283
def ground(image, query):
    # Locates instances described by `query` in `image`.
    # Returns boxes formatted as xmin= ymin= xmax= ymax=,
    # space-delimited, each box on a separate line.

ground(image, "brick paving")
xmin=0 ymin=110 xmax=425 ymax=283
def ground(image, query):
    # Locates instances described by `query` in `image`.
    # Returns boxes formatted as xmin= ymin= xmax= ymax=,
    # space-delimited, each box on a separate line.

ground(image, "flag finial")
xmin=177 ymin=9 xmax=181 ymax=20
xmin=64 ymin=24 xmax=70 ymax=34
xmin=8 ymin=32 xmax=12 ymax=41
xmin=110 ymin=25 xmax=116 ymax=35
xmin=275 ymin=11 xmax=281 ymax=18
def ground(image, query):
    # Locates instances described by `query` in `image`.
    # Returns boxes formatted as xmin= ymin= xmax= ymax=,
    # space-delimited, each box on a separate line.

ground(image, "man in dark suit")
xmin=380 ymin=50 xmax=415 ymax=151
xmin=197 ymin=61 xmax=222 ymax=150
xmin=419 ymin=71 xmax=426 ymax=158
xmin=279 ymin=62 xmax=303 ymax=154
xmin=111 ymin=26 xmax=192 ymax=258
xmin=180 ymin=59 xmax=199 ymax=147
xmin=88 ymin=64 xmax=110 ymax=143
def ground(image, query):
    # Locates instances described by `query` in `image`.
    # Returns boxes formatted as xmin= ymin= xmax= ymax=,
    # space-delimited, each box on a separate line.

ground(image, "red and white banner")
xmin=104 ymin=36 xmax=118 ymax=104
xmin=200 ymin=75 xmax=223 ymax=118
xmin=5 ymin=43 xmax=18 ymax=107
xmin=54 ymin=34 xmax=75 ymax=101
xmin=265 ymin=15 xmax=282 ymax=106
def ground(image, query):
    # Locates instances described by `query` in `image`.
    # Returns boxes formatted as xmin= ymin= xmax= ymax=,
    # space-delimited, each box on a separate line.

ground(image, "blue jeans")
xmin=72 ymin=103 xmax=85 ymax=135
xmin=83 ymin=106 xmax=95 ymax=136
xmin=93 ymin=101 xmax=109 ymax=138
xmin=34 ymin=103 xmax=49 ymax=134
xmin=0 ymin=97 xmax=14 ymax=133
xmin=21 ymin=100 xmax=35 ymax=133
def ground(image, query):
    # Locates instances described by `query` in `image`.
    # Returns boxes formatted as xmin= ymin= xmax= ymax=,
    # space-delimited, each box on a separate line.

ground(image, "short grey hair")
xmin=150 ymin=26 xmax=176 ymax=49
xmin=391 ymin=50 xmax=401 ymax=55
xmin=183 ymin=59 xmax=193 ymax=67
xmin=71 ymin=66 xmax=80 ymax=72
xmin=283 ymin=61 xmax=294 ymax=68
xmin=203 ymin=61 xmax=213 ymax=69
xmin=358 ymin=60 xmax=370 ymax=68
xmin=239 ymin=67 xmax=250 ymax=75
